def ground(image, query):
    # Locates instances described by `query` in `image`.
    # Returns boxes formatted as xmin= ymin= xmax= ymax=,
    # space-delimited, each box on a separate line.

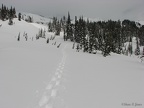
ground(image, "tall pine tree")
xmin=66 ymin=12 xmax=73 ymax=41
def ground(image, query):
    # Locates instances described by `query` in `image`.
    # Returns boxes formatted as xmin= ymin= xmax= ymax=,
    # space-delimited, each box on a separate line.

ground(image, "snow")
xmin=64 ymin=51 xmax=144 ymax=108
xmin=0 ymin=18 xmax=144 ymax=108
xmin=21 ymin=12 xmax=51 ymax=24
xmin=138 ymin=21 xmax=144 ymax=25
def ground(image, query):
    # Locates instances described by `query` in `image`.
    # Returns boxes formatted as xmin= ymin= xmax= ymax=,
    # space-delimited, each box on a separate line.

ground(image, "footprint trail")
xmin=39 ymin=44 xmax=67 ymax=108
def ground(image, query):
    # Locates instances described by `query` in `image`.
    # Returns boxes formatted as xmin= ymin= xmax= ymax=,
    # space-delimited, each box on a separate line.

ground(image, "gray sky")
xmin=0 ymin=0 xmax=144 ymax=20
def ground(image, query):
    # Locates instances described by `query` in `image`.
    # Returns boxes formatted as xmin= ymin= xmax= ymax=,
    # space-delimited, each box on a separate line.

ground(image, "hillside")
xmin=21 ymin=12 xmax=51 ymax=24
xmin=0 ymin=17 xmax=144 ymax=108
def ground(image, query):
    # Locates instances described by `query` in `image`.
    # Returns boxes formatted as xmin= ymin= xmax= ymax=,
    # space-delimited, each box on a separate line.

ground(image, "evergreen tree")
xmin=1 ymin=4 xmax=5 ymax=21
xmin=48 ymin=22 xmax=53 ymax=32
xmin=55 ymin=20 xmax=61 ymax=35
xmin=135 ymin=37 xmax=140 ymax=55
xmin=142 ymin=47 xmax=144 ymax=56
xmin=18 ymin=13 xmax=21 ymax=21
xmin=139 ymin=25 xmax=144 ymax=46
xmin=66 ymin=12 xmax=73 ymax=41
xmin=63 ymin=29 xmax=66 ymax=41
xmin=79 ymin=17 xmax=86 ymax=50
xmin=74 ymin=16 xmax=80 ymax=43
xmin=128 ymin=36 xmax=133 ymax=56
xmin=88 ymin=22 xmax=95 ymax=53
xmin=0 ymin=4 xmax=16 ymax=21
xmin=9 ymin=6 xmax=13 ymax=18
xmin=12 ymin=7 xmax=16 ymax=18
xmin=3 ymin=5 xmax=7 ymax=20
xmin=102 ymin=32 xmax=112 ymax=57
xmin=83 ymin=37 xmax=89 ymax=52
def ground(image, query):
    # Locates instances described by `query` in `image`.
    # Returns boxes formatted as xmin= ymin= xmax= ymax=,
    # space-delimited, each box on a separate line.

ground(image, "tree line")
xmin=0 ymin=4 xmax=17 ymax=25
xmin=0 ymin=4 xmax=33 ymax=24
xmin=0 ymin=4 xmax=16 ymax=21
xmin=49 ymin=12 xmax=144 ymax=57
xmin=1 ymin=4 xmax=144 ymax=57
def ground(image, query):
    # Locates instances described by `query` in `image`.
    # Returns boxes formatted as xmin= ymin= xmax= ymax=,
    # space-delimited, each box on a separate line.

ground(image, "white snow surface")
xmin=21 ymin=12 xmax=51 ymax=24
xmin=0 ymin=18 xmax=144 ymax=108
xmin=138 ymin=21 xmax=144 ymax=25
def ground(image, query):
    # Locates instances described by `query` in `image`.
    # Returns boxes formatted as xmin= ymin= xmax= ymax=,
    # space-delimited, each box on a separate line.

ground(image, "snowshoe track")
xmin=39 ymin=44 xmax=67 ymax=108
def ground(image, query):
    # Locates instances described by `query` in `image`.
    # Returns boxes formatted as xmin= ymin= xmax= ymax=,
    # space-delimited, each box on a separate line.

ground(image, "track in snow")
xmin=39 ymin=44 xmax=67 ymax=108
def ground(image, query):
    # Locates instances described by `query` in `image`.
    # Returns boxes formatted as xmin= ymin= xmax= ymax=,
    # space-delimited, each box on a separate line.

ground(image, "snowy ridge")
xmin=21 ymin=12 xmax=51 ymax=24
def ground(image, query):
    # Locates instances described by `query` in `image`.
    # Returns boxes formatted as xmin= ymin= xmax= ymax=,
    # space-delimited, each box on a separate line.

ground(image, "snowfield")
xmin=0 ymin=18 xmax=144 ymax=108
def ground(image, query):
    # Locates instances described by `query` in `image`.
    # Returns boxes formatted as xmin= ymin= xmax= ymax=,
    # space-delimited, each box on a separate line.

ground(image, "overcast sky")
xmin=0 ymin=0 xmax=144 ymax=20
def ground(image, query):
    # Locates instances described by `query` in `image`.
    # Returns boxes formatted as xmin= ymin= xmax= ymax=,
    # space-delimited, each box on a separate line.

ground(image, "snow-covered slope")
xmin=0 ymin=18 xmax=58 ymax=108
xmin=138 ymin=21 xmax=144 ymax=25
xmin=21 ymin=12 xmax=51 ymax=24
xmin=0 ymin=18 xmax=144 ymax=108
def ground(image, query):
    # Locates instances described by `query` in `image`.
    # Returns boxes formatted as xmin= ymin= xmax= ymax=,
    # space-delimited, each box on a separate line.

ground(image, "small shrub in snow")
xmin=36 ymin=29 xmax=46 ymax=39
xmin=76 ymin=44 xmax=80 ymax=52
xmin=8 ymin=18 xmax=13 ymax=25
xmin=46 ymin=38 xmax=49 ymax=44
xmin=17 ymin=32 xmax=20 ymax=41
xmin=72 ymin=43 xmax=75 ymax=49
xmin=57 ymin=43 xmax=61 ymax=48
xmin=25 ymin=35 xmax=28 ymax=41
xmin=54 ymin=41 xmax=56 ymax=45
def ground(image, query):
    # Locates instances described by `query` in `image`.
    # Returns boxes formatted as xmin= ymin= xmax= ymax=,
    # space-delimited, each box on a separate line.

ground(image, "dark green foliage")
xmin=1 ymin=5 xmax=144 ymax=57
xmin=47 ymin=14 xmax=143 ymax=57
xmin=66 ymin=12 xmax=73 ymax=41
xmin=63 ymin=29 xmax=66 ymax=41
xmin=48 ymin=21 xmax=53 ymax=32
xmin=139 ymin=25 xmax=144 ymax=46
xmin=142 ymin=47 xmax=144 ymax=56
xmin=18 ymin=13 xmax=21 ymax=21
xmin=36 ymin=29 xmax=46 ymax=39
xmin=0 ymin=4 xmax=16 ymax=21
xmin=135 ymin=37 xmax=140 ymax=55
xmin=48 ymin=17 xmax=64 ymax=36
xmin=72 ymin=18 xmax=144 ymax=57
xmin=128 ymin=42 xmax=132 ymax=56
xmin=55 ymin=20 xmax=61 ymax=35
